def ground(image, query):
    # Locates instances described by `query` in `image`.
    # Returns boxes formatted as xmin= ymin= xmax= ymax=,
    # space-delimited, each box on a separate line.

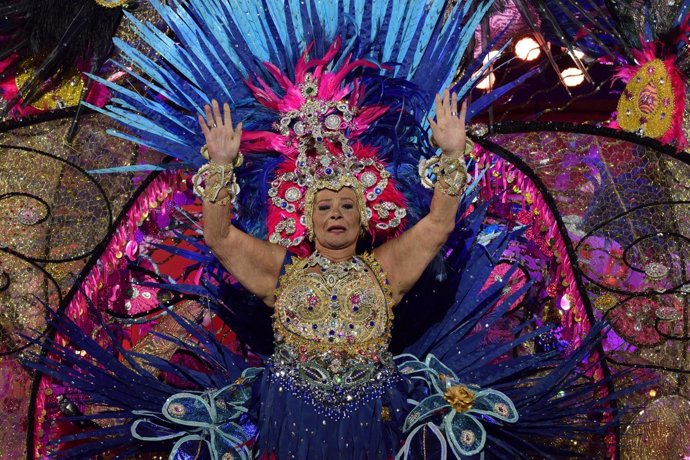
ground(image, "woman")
xmin=196 ymin=89 xmax=470 ymax=459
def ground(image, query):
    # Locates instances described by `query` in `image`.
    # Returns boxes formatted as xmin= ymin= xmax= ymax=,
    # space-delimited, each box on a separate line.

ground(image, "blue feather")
xmin=673 ymin=0 xmax=690 ymax=27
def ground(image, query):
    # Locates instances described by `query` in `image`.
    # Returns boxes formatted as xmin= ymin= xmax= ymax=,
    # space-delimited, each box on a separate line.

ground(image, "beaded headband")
xmin=242 ymin=38 xmax=408 ymax=253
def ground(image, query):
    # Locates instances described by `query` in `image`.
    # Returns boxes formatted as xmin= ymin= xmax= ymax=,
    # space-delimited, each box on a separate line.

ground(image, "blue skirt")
xmin=254 ymin=364 xmax=414 ymax=460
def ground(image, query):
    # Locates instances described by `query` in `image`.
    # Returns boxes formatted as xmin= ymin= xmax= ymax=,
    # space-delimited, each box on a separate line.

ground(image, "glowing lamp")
xmin=475 ymin=50 xmax=499 ymax=90
xmin=483 ymin=50 xmax=500 ymax=64
xmin=571 ymin=48 xmax=585 ymax=59
xmin=561 ymin=67 xmax=584 ymax=87
xmin=475 ymin=73 xmax=495 ymax=90
xmin=515 ymin=36 xmax=540 ymax=61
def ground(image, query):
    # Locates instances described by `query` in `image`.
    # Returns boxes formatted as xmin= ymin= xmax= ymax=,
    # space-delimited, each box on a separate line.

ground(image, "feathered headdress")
xmin=519 ymin=0 xmax=690 ymax=148
xmin=83 ymin=0 xmax=530 ymax=251
xmin=240 ymin=37 xmax=409 ymax=251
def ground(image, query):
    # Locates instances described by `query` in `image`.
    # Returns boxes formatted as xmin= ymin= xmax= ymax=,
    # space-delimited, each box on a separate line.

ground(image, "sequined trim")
xmin=268 ymin=345 xmax=400 ymax=419
xmin=359 ymin=251 xmax=395 ymax=309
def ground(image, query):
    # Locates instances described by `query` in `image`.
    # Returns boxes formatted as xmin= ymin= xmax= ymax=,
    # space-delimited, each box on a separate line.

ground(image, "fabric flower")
xmin=444 ymin=384 xmax=474 ymax=412
xmin=395 ymin=354 xmax=518 ymax=459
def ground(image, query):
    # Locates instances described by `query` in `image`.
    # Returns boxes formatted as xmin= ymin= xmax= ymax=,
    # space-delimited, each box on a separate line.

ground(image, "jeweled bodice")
xmin=270 ymin=252 xmax=397 ymax=417
xmin=273 ymin=252 xmax=393 ymax=360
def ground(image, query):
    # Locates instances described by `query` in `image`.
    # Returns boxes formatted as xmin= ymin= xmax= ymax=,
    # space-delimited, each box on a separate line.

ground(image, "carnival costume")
xmin=23 ymin=1 xmax=635 ymax=459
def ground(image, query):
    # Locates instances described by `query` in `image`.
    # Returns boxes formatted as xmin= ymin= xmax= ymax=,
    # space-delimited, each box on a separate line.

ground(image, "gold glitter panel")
xmin=491 ymin=129 xmax=690 ymax=456
xmin=622 ymin=395 xmax=690 ymax=459
xmin=14 ymin=56 xmax=86 ymax=111
xmin=0 ymin=112 xmax=157 ymax=458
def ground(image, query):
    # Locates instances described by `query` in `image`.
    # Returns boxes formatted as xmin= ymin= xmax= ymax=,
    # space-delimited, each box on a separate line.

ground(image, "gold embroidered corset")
xmin=273 ymin=252 xmax=394 ymax=363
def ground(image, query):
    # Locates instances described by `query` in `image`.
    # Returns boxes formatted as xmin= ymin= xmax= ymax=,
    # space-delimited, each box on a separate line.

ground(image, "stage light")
xmin=515 ymin=36 xmax=540 ymax=61
xmin=483 ymin=50 xmax=500 ymax=64
xmin=476 ymin=72 xmax=495 ymax=90
xmin=475 ymin=51 xmax=499 ymax=90
xmin=571 ymin=48 xmax=585 ymax=59
xmin=561 ymin=67 xmax=584 ymax=87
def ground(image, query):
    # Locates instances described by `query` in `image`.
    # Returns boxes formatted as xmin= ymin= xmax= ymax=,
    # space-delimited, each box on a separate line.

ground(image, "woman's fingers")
xmin=437 ymin=89 xmax=465 ymax=122
xmin=204 ymin=104 xmax=215 ymax=127
xmin=198 ymin=114 xmax=210 ymax=137
xmin=435 ymin=93 xmax=443 ymax=119
xmin=427 ymin=117 xmax=438 ymax=131
xmin=459 ymin=100 xmax=467 ymax=125
xmin=224 ymin=102 xmax=232 ymax=129
xmin=212 ymin=99 xmax=222 ymax=126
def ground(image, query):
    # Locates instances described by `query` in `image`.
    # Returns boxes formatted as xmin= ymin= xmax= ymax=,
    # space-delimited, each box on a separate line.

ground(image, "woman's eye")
xmin=342 ymin=204 xmax=354 ymax=210
xmin=317 ymin=205 xmax=330 ymax=211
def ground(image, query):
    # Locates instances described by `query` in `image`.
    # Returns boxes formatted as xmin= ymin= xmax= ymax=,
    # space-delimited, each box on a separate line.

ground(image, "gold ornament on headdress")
xmin=94 ymin=0 xmax=129 ymax=7
xmin=15 ymin=56 xmax=85 ymax=111
xmin=266 ymin=71 xmax=406 ymax=247
xmin=616 ymin=59 xmax=674 ymax=139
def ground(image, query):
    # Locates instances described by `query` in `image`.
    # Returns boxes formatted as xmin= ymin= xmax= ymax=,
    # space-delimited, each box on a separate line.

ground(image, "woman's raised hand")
xmin=198 ymin=99 xmax=243 ymax=165
xmin=428 ymin=89 xmax=467 ymax=157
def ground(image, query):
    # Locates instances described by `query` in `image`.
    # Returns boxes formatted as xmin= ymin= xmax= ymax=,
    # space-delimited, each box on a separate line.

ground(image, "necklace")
xmin=306 ymin=250 xmax=364 ymax=273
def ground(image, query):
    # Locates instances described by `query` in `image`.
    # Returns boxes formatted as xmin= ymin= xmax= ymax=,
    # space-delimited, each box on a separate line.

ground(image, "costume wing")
xmin=462 ymin=1 xmax=690 ymax=456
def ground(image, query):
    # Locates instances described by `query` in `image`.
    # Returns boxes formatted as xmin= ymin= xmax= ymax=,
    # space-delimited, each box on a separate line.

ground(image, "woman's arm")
xmin=199 ymin=100 xmax=286 ymax=307
xmin=374 ymin=90 xmax=467 ymax=304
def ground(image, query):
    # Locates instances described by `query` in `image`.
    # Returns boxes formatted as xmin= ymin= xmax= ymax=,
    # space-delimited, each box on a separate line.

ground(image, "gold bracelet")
xmin=417 ymin=155 xmax=468 ymax=196
xmin=463 ymin=138 xmax=475 ymax=156
xmin=437 ymin=155 xmax=467 ymax=196
xmin=191 ymin=162 xmax=240 ymax=205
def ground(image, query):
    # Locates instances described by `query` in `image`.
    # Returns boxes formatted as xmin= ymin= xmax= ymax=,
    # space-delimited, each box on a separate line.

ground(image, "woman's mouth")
xmin=328 ymin=225 xmax=346 ymax=233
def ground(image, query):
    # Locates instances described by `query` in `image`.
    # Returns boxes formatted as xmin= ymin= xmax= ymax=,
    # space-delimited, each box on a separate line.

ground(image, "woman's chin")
xmin=317 ymin=233 xmax=358 ymax=250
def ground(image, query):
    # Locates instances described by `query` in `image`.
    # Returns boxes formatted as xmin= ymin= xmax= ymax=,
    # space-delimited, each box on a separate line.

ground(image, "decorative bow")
xmin=131 ymin=368 xmax=262 ymax=460
xmin=395 ymin=354 xmax=518 ymax=459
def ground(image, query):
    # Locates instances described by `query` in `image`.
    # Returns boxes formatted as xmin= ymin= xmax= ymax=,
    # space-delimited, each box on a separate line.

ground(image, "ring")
xmin=210 ymin=123 xmax=218 ymax=128
xmin=451 ymin=111 xmax=458 ymax=117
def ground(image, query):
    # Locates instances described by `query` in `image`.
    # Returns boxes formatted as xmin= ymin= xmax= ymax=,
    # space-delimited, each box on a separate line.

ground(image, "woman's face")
xmin=311 ymin=187 xmax=360 ymax=250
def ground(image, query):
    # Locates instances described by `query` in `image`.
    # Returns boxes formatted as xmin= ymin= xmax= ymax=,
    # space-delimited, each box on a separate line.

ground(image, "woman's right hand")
xmin=197 ymin=99 xmax=243 ymax=165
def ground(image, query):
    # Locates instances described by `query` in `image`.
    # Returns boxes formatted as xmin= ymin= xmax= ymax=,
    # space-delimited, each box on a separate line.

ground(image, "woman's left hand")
xmin=428 ymin=89 xmax=467 ymax=157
